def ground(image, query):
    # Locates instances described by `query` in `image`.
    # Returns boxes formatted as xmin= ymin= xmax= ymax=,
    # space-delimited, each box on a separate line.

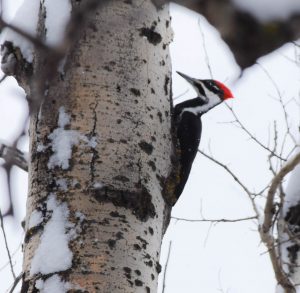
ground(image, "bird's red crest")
xmin=215 ymin=81 xmax=234 ymax=100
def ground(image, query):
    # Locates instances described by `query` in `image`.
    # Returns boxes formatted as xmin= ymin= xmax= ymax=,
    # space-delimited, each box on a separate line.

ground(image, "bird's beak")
xmin=176 ymin=71 xmax=208 ymax=104
xmin=176 ymin=71 xmax=197 ymax=85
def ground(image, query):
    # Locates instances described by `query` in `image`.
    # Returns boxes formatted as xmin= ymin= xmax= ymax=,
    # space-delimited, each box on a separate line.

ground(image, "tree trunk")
xmin=22 ymin=1 xmax=173 ymax=292
xmin=277 ymin=152 xmax=300 ymax=293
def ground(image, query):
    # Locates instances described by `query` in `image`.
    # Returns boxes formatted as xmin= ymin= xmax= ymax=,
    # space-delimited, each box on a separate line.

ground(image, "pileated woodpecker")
xmin=174 ymin=71 xmax=234 ymax=199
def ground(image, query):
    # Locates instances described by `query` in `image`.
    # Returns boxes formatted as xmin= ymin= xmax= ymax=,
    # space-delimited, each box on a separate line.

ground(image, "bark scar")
xmin=90 ymin=100 xmax=99 ymax=183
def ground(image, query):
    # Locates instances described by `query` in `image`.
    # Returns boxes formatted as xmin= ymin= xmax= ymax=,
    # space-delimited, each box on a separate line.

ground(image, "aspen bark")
xmin=22 ymin=1 xmax=173 ymax=292
xmin=276 ymin=156 xmax=300 ymax=293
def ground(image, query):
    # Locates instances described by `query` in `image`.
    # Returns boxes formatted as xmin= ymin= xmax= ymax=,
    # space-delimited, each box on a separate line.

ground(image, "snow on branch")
xmin=1 ymin=0 xmax=40 ymax=62
xmin=37 ymin=107 xmax=97 ymax=170
xmin=263 ymin=152 xmax=300 ymax=234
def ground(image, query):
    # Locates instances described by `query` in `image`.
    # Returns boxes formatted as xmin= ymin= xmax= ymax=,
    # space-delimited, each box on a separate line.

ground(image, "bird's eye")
xmin=203 ymin=80 xmax=222 ymax=95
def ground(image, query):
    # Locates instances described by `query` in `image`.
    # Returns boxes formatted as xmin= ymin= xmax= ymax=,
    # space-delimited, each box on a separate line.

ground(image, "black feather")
xmin=174 ymin=100 xmax=203 ymax=199
xmin=175 ymin=112 xmax=201 ymax=198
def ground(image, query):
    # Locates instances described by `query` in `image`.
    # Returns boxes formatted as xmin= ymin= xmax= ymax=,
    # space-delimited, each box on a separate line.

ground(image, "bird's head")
xmin=177 ymin=71 xmax=234 ymax=114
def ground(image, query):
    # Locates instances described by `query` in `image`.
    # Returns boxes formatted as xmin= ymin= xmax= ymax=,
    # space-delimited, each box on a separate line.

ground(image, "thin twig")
xmin=0 ymin=241 xmax=22 ymax=273
xmin=199 ymin=148 xmax=296 ymax=291
xmin=198 ymin=149 xmax=252 ymax=196
xmin=171 ymin=216 xmax=257 ymax=223
xmin=0 ymin=209 xmax=16 ymax=279
xmin=198 ymin=17 xmax=213 ymax=79
xmin=217 ymin=269 xmax=228 ymax=293
xmin=198 ymin=149 xmax=262 ymax=230
xmin=173 ymin=89 xmax=189 ymax=101
xmin=8 ymin=272 xmax=23 ymax=293
xmin=0 ymin=74 xmax=7 ymax=83
xmin=256 ymin=63 xmax=281 ymax=98
xmin=257 ymin=62 xmax=297 ymax=147
xmin=272 ymin=121 xmax=278 ymax=160
xmin=203 ymin=222 xmax=213 ymax=247
xmin=225 ymin=104 xmax=286 ymax=161
xmin=162 ymin=241 xmax=172 ymax=293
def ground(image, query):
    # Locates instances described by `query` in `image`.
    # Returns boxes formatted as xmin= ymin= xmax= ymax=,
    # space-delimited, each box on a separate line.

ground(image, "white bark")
xmin=277 ymin=150 xmax=300 ymax=292
xmin=22 ymin=1 xmax=173 ymax=292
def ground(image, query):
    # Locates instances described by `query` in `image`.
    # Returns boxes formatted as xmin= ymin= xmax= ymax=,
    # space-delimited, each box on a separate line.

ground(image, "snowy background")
xmin=1 ymin=1 xmax=300 ymax=292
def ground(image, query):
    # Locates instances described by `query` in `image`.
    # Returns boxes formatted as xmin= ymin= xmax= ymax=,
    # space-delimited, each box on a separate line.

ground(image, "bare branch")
xmin=0 ymin=209 xmax=16 ymax=279
xmin=256 ymin=63 xmax=282 ymax=99
xmin=0 ymin=0 xmax=111 ymax=218
xmin=217 ymin=269 xmax=228 ymax=293
xmin=198 ymin=17 xmax=213 ymax=79
xmin=0 ymin=241 xmax=22 ymax=273
xmin=0 ymin=74 xmax=7 ymax=83
xmin=272 ymin=121 xmax=279 ymax=159
xmin=173 ymin=88 xmax=189 ymax=101
xmin=198 ymin=148 xmax=263 ymax=226
xmin=28 ymin=0 xmax=111 ymax=113
xmin=8 ymin=273 xmax=23 ymax=293
xmin=0 ymin=143 xmax=28 ymax=172
xmin=162 ymin=241 xmax=172 ymax=293
xmin=0 ymin=18 xmax=51 ymax=52
xmin=225 ymin=103 xmax=286 ymax=161
xmin=198 ymin=149 xmax=252 ymax=196
xmin=193 ymin=39 xmax=299 ymax=291
xmin=171 ymin=216 xmax=257 ymax=223
xmin=199 ymin=145 xmax=296 ymax=290
xmin=263 ymin=152 xmax=300 ymax=234
xmin=257 ymin=62 xmax=298 ymax=147
xmin=199 ymin=147 xmax=296 ymax=291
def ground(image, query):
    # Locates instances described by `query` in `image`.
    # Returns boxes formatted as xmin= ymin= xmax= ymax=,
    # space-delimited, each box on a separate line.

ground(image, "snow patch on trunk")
xmin=28 ymin=210 xmax=43 ymax=229
xmin=55 ymin=178 xmax=68 ymax=191
xmin=93 ymin=181 xmax=104 ymax=190
xmin=35 ymin=275 xmax=72 ymax=293
xmin=30 ymin=194 xmax=73 ymax=275
xmin=41 ymin=107 xmax=97 ymax=170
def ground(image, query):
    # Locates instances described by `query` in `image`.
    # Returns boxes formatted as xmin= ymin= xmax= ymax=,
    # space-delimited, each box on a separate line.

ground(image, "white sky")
xmin=1 ymin=1 xmax=300 ymax=293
